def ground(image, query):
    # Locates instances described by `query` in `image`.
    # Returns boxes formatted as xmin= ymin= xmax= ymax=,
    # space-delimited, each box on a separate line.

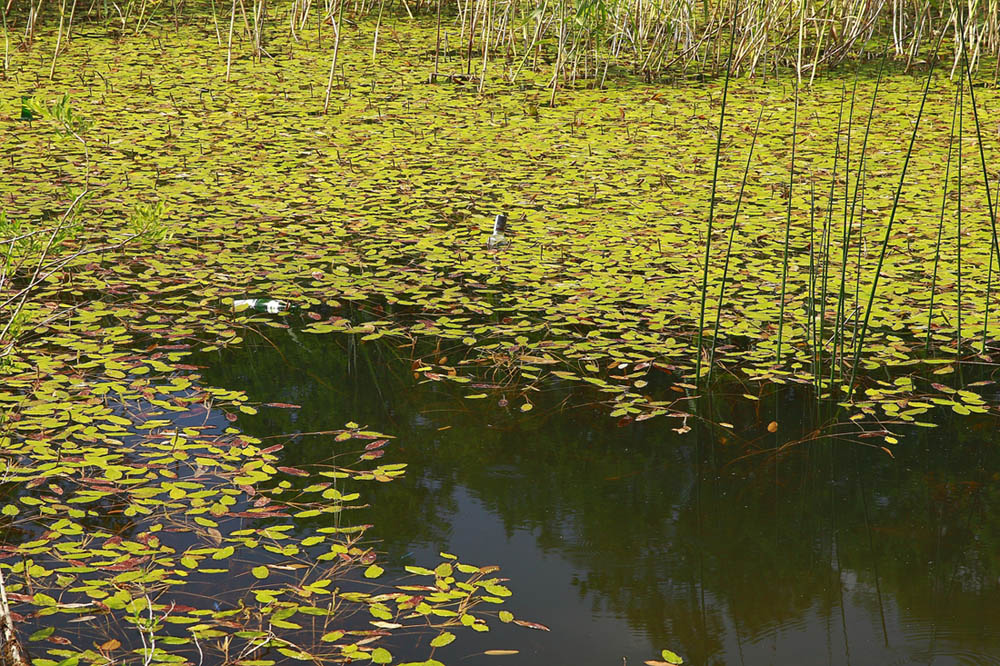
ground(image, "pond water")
xmin=195 ymin=330 xmax=1000 ymax=666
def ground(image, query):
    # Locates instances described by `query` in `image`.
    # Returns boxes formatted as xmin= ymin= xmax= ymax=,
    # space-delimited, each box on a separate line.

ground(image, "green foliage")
xmin=127 ymin=200 xmax=171 ymax=243
xmin=23 ymin=93 xmax=93 ymax=138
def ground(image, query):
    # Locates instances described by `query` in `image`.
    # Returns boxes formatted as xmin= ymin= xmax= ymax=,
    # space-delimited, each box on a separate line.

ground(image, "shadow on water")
xmin=194 ymin=330 xmax=1000 ymax=666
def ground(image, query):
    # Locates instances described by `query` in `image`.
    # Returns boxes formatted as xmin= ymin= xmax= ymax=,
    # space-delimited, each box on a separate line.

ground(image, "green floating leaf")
xmin=371 ymin=648 xmax=393 ymax=664
xmin=29 ymin=626 xmax=55 ymax=641
xmin=429 ymin=632 xmax=456 ymax=648
xmin=661 ymin=649 xmax=684 ymax=664
xmin=364 ymin=564 xmax=384 ymax=579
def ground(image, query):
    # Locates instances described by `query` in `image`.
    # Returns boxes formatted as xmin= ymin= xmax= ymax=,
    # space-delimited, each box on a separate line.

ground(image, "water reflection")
xmin=196 ymin=331 xmax=1000 ymax=665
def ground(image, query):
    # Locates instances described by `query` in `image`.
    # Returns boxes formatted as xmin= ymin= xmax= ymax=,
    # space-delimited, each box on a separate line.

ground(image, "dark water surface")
xmin=196 ymin=331 xmax=1000 ymax=666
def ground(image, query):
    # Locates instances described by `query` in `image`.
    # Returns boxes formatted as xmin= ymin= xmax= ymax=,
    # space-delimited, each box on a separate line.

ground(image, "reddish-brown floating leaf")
xmin=365 ymin=439 xmax=389 ymax=450
xmin=234 ymin=510 xmax=289 ymax=518
xmin=277 ymin=466 xmax=309 ymax=476
xmin=99 ymin=639 xmax=122 ymax=651
xmin=265 ymin=403 xmax=301 ymax=409
xmin=513 ymin=620 xmax=550 ymax=631
xmin=767 ymin=421 xmax=778 ymax=433
xmin=105 ymin=556 xmax=149 ymax=571
xmin=225 ymin=412 xmax=238 ymax=422
xmin=260 ymin=444 xmax=284 ymax=454
xmin=170 ymin=605 xmax=198 ymax=613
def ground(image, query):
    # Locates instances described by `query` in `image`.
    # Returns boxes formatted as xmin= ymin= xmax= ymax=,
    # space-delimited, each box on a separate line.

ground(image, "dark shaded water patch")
xmin=194 ymin=331 xmax=1000 ymax=665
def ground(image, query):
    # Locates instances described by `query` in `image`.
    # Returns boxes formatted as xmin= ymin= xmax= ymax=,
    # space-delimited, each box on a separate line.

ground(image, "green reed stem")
xmin=808 ymin=179 xmax=817 ymax=382
xmin=832 ymin=70 xmax=862 ymax=389
xmin=819 ymin=84 xmax=847 ymax=397
xmin=852 ymin=167 xmax=866 ymax=356
xmin=847 ymin=34 xmax=943 ymax=400
xmin=838 ymin=49 xmax=885 ymax=371
xmin=957 ymin=76 xmax=963 ymax=362
xmin=694 ymin=0 xmax=739 ymax=383
xmin=776 ymin=79 xmax=799 ymax=366
xmin=925 ymin=83 xmax=960 ymax=353
xmin=957 ymin=10 xmax=1000 ymax=357
xmin=983 ymin=178 xmax=1000 ymax=353
xmin=707 ymin=107 xmax=764 ymax=381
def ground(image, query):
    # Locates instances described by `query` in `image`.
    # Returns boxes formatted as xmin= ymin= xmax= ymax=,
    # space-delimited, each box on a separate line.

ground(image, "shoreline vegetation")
xmin=3 ymin=0 xmax=1000 ymax=84
xmin=1 ymin=1 xmax=999 ymax=664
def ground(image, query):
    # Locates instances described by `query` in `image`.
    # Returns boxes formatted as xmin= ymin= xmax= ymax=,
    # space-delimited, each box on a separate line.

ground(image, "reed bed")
xmin=4 ymin=0 xmax=1000 ymax=84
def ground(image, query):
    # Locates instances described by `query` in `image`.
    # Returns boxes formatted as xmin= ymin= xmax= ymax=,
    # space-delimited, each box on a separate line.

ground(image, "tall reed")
xmin=925 ymin=83 xmax=959 ymax=353
xmin=707 ymin=107 xmax=763 ymax=381
xmin=5 ymin=0 xmax=1000 ymax=83
xmin=817 ymin=85 xmax=847 ymax=396
xmin=957 ymin=9 xmax=1000 ymax=356
xmin=694 ymin=0 xmax=738 ymax=383
xmin=775 ymin=79 xmax=798 ymax=365
xmin=847 ymin=32 xmax=943 ymax=398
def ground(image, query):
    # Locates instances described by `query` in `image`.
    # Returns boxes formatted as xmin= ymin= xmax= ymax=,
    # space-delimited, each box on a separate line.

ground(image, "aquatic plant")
xmin=2 ymin=17 xmax=1000 ymax=661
